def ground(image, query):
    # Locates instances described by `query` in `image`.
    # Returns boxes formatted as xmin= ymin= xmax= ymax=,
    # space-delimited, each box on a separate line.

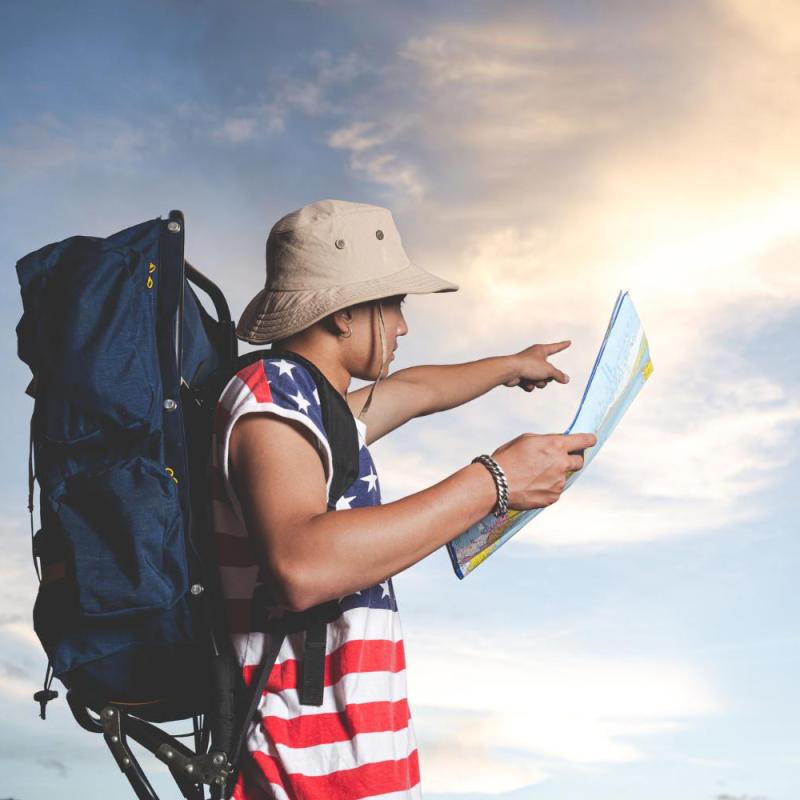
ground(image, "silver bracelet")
xmin=471 ymin=454 xmax=509 ymax=518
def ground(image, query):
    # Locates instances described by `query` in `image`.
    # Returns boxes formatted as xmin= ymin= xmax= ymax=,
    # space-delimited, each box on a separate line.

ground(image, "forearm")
xmin=393 ymin=355 xmax=519 ymax=415
xmin=280 ymin=462 xmax=497 ymax=610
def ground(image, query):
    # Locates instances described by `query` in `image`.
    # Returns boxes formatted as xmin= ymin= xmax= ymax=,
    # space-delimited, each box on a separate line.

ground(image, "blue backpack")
xmin=16 ymin=211 xmax=360 ymax=799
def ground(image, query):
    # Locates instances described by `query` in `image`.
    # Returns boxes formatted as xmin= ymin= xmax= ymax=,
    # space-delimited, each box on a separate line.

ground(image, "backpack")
xmin=15 ymin=211 xmax=360 ymax=799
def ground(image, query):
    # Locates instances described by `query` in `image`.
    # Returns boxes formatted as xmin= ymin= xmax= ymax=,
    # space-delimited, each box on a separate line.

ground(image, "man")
xmin=212 ymin=199 xmax=595 ymax=799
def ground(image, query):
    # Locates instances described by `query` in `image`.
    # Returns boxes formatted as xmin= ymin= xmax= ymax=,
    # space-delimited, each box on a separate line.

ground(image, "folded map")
xmin=446 ymin=291 xmax=653 ymax=578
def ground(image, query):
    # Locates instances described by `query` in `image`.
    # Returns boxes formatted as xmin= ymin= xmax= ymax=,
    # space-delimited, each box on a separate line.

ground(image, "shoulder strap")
xmin=269 ymin=349 xmax=360 ymax=508
xmin=263 ymin=350 xmax=360 ymax=706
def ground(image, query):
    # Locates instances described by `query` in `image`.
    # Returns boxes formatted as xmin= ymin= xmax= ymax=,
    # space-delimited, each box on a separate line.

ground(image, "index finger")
xmin=562 ymin=432 xmax=597 ymax=452
xmin=543 ymin=340 xmax=571 ymax=356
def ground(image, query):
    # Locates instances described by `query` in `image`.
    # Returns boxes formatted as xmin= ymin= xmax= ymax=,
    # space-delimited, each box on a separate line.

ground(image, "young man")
xmin=212 ymin=199 xmax=595 ymax=799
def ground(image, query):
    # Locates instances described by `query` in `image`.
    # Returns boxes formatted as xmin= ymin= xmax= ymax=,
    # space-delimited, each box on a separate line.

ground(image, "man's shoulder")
xmin=227 ymin=356 xmax=324 ymax=426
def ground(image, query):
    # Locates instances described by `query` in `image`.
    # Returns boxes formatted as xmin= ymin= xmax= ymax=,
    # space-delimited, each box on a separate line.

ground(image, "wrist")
xmin=500 ymin=353 xmax=522 ymax=386
xmin=471 ymin=454 xmax=509 ymax=517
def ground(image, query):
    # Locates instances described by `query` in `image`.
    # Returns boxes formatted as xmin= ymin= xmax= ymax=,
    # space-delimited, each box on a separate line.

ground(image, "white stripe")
xmin=248 ymin=726 xmax=417 ymax=777
xmin=241 ymin=606 xmax=405 ymax=668
xmin=265 ymin=783 xmax=291 ymax=800
xmin=253 ymin=668 xmax=411 ymax=720
xmin=229 ymin=633 xmax=253 ymax=662
xmin=218 ymin=564 xmax=259 ymax=600
xmin=241 ymin=760 xmax=292 ymax=800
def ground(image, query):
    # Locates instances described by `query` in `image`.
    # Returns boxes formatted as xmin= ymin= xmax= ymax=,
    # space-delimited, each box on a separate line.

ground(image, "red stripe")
xmin=251 ymin=748 xmax=420 ymax=800
xmin=216 ymin=532 xmax=257 ymax=567
xmin=263 ymin=699 xmax=411 ymax=747
xmin=232 ymin=767 xmax=272 ymax=800
xmin=242 ymin=639 xmax=407 ymax=692
xmin=237 ymin=360 xmax=273 ymax=403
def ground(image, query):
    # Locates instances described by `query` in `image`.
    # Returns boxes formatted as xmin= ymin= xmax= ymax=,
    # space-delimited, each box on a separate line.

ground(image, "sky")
xmin=1 ymin=1 xmax=799 ymax=798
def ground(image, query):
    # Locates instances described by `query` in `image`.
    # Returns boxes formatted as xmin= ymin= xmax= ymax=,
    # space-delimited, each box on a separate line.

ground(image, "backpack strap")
xmin=249 ymin=349 xmax=360 ymax=706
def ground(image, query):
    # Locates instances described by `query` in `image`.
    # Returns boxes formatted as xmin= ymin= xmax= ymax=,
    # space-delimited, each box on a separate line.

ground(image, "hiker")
xmin=212 ymin=199 xmax=596 ymax=799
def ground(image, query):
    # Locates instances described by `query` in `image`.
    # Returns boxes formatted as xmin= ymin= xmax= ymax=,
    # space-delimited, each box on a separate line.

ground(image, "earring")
xmin=339 ymin=325 xmax=352 ymax=339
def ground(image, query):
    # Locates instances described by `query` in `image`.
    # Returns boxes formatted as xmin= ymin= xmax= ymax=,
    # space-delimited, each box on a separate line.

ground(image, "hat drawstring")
xmin=357 ymin=301 xmax=387 ymax=421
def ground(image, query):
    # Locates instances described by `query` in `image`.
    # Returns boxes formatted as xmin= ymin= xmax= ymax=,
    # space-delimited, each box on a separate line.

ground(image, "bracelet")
xmin=471 ymin=454 xmax=509 ymax=518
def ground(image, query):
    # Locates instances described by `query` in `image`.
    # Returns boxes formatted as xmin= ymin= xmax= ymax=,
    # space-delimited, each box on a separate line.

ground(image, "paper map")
xmin=446 ymin=291 xmax=653 ymax=579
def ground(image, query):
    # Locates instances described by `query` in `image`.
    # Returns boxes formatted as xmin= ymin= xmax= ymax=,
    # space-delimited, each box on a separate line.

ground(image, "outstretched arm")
xmin=347 ymin=341 xmax=573 ymax=444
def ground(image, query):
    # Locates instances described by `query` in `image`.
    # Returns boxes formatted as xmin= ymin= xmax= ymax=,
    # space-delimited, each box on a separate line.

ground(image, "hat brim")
xmin=236 ymin=262 xmax=458 ymax=345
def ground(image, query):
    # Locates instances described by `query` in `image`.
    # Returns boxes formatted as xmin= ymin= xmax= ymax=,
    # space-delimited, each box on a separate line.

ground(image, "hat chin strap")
xmin=356 ymin=301 xmax=387 ymax=421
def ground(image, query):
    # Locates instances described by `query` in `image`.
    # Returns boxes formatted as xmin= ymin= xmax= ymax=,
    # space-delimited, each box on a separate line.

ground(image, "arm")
xmin=230 ymin=413 xmax=498 ymax=611
xmin=347 ymin=342 xmax=572 ymax=445
xmin=229 ymin=410 xmax=594 ymax=612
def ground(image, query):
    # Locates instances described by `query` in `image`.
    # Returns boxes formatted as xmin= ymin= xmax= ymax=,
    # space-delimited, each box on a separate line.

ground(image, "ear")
xmin=330 ymin=307 xmax=354 ymax=336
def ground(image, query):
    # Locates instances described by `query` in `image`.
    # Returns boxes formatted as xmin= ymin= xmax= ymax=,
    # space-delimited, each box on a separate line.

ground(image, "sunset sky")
xmin=1 ymin=2 xmax=799 ymax=798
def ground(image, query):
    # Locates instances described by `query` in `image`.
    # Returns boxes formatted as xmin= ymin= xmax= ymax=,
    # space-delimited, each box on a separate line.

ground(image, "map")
xmin=446 ymin=291 xmax=653 ymax=579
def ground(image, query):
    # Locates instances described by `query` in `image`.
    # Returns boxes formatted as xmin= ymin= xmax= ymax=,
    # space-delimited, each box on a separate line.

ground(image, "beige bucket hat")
xmin=236 ymin=199 xmax=459 ymax=344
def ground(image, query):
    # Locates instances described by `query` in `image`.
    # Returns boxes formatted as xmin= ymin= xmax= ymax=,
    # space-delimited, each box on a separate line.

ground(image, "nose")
xmin=397 ymin=310 xmax=409 ymax=338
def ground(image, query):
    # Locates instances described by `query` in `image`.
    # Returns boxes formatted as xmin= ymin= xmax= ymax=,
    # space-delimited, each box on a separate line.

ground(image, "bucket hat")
xmin=236 ymin=199 xmax=458 ymax=344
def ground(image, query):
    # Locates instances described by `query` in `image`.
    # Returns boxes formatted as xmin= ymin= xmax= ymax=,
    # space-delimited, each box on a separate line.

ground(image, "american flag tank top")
xmin=211 ymin=356 xmax=421 ymax=799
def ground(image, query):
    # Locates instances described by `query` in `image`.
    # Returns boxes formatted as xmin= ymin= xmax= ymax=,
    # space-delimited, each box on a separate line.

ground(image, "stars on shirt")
xmin=275 ymin=359 xmax=295 ymax=377
xmin=361 ymin=468 xmax=378 ymax=493
xmin=335 ymin=494 xmax=357 ymax=510
xmin=340 ymin=579 xmax=397 ymax=612
xmin=267 ymin=359 xmax=322 ymax=417
xmin=290 ymin=389 xmax=311 ymax=413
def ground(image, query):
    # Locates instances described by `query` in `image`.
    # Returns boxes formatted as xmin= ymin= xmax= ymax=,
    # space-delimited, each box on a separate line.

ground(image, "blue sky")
xmin=1 ymin=1 xmax=799 ymax=798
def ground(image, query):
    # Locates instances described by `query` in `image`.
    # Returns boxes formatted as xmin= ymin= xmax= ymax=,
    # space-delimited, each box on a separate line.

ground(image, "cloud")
xmin=0 ymin=112 xmax=154 ymax=190
xmin=351 ymin=1 xmax=800 ymax=552
xmin=328 ymin=121 xmax=386 ymax=153
xmin=279 ymin=50 xmax=368 ymax=117
xmin=211 ymin=111 xmax=284 ymax=143
xmin=36 ymin=757 xmax=68 ymax=777
xmin=405 ymin=628 xmax=718 ymax=793
xmin=716 ymin=795 xmax=769 ymax=800
xmin=328 ymin=120 xmax=426 ymax=199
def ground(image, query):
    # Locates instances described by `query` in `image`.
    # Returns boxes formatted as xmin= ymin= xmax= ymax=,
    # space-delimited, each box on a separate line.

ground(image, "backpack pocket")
xmin=27 ymin=244 xmax=161 ymax=446
xmin=47 ymin=456 xmax=188 ymax=618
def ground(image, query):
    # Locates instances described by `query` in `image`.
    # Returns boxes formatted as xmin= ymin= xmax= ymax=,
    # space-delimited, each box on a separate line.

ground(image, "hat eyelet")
xmin=335 ymin=238 xmax=346 ymax=249
xmin=376 ymin=229 xmax=384 ymax=240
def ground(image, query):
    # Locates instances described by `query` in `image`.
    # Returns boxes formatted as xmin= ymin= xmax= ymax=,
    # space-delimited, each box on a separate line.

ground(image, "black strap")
xmin=229 ymin=625 xmax=286 ymax=772
xmin=28 ymin=414 xmax=40 ymax=582
xmin=299 ymin=613 xmax=327 ymax=706
xmin=269 ymin=350 xmax=360 ymax=706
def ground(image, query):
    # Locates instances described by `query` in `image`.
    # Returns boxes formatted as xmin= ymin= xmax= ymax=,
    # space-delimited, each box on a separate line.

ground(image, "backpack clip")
xmin=33 ymin=688 xmax=58 ymax=720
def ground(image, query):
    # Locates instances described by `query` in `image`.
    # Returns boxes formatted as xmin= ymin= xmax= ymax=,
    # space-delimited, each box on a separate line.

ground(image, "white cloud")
xmin=328 ymin=120 xmax=426 ymax=199
xmin=280 ymin=50 xmax=367 ymax=116
xmin=405 ymin=628 xmax=718 ymax=793
xmin=0 ymin=113 xmax=150 ymax=185
xmin=328 ymin=121 xmax=386 ymax=153
xmin=211 ymin=106 xmax=285 ymax=143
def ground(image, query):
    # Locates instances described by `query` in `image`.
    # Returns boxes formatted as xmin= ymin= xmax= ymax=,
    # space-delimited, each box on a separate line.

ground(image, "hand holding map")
xmin=446 ymin=291 xmax=653 ymax=579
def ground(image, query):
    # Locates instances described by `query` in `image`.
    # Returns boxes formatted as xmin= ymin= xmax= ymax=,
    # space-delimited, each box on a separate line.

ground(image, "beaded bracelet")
xmin=471 ymin=454 xmax=509 ymax=518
